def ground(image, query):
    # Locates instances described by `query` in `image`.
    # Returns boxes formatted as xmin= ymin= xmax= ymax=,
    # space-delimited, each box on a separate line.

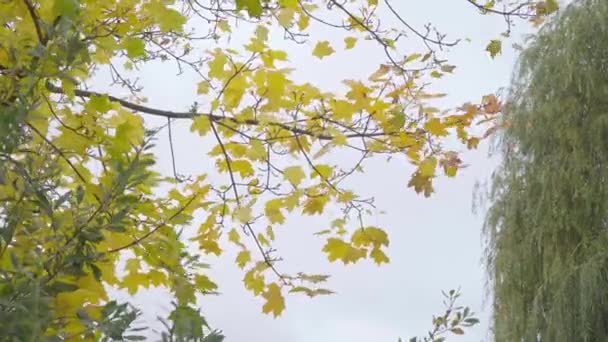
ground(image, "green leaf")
xmin=53 ymin=0 xmax=78 ymax=18
xmin=450 ymin=327 xmax=465 ymax=335
xmin=47 ymin=281 xmax=79 ymax=294
xmin=236 ymin=0 xmax=264 ymax=17
xmin=202 ymin=331 xmax=225 ymax=342
xmin=123 ymin=38 xmax=146 ymax=59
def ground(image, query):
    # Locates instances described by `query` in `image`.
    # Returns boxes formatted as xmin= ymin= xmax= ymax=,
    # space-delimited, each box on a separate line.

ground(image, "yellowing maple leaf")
xmin=302 ymin=196 xmax=327 ymax=215
xmin=262 ymin=283 xmax=285 ymax=317
xmin=419 ymin=157 xmax=437 ymax=178
xmin=344 ymin=37 xmax=357 ymax=49
xmin=197 ymin=81 xmax=210 ymax=94
xmin=228 ymin=229 xmax=241 ymax=244
xmin=277 ymin=8 xmax=295 ymax=27
xmin=284 ymin=166 xmax=306 ymax=186
xmin=312 ymin=41 xmax=335 ymax=59
xmin=370 ymin=248 xmax=390 ymax=265
xmin=244 ymin=269 xmax=265 ymax=295
xmin=322 ymin=238 xmax=366 ymax=264
xmin=232 ymin=159 xmax=254 ymax=178
xmin=191 ymin=116 xmax=211 ymax=136
xmin=236 ymin=250 xmax=251 ymax=269
xmin=351 ymin=227 xmax=389 ymax=248
xmin=236 ymin=206 xmax=253 ymax=223
xmin=265 ymin=198 xmax=286 ymax=224
xmin=425 ymin=118 xmax=448 ymax=136
xmin=194 ymin=274 xmax=218 ymax=292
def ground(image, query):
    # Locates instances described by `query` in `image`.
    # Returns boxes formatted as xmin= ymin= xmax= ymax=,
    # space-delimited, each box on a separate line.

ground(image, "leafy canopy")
xmin=0 ymin=0 xmax=555 ymax=340
xmin=484 ymin=0 xmax=608 ymax=341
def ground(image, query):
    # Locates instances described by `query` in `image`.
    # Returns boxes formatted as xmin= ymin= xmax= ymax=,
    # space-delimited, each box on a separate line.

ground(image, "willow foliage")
xmin=485 ymin=0 xmax=608 ymax=340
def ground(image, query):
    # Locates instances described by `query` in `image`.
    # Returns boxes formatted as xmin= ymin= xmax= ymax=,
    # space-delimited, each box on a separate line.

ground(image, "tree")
xmin=0 ymin=0 xmax=555 ymax=340
xmin=483 ymin=0 xmax=608 ymax=340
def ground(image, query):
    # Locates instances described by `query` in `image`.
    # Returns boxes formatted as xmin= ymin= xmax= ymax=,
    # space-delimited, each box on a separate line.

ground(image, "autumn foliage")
xmin=0 ymin=0 xmax=556 ymax=340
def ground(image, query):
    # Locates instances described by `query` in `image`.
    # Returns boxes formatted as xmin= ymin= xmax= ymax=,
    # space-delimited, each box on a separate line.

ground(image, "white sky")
xmin=98 ymin=1 xmax=537 ymax=341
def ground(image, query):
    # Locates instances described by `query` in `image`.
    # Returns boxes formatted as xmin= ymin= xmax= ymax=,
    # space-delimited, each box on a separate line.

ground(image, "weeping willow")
xmin=484 ymin=1 xmax=608 ymax=341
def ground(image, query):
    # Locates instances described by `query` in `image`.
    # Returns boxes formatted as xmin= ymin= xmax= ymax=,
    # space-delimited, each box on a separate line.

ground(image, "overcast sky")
xmin=98 ymin=1 xmax=537 ymax=341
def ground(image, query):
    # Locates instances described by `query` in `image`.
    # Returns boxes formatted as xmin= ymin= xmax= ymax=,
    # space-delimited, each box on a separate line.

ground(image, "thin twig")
xmin=107 ymin=194 xmax=199 ymax=253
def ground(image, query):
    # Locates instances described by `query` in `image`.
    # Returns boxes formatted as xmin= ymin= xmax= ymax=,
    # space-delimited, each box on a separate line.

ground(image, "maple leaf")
xmin=236 ymin=0 xmax=263 ymax=16
xmin=322 ymin=238 xmax=367 ymax=264
xmin=425 ymin=118 xmax=448 ymax=136
xmin=345 ymin=37 xmax=357 ymax=49
xmin=262 ymin=283 xmax=285 ymax=317
xmin=284 ymin=166 xmax=306 ymax=186
xmin=236 ymin=250 xmax=251 ymax=269
xmin=236 ymin=206 xmax=253 ymax=223
xmin=194 ymin=274 xmax=218 ymax=292
xmin=312 ymin=41 xmax=335 ymax=59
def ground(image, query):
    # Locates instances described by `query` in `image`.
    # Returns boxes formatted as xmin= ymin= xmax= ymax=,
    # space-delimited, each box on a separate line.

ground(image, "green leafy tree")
xmin=0 ymin=0 xmax=556 ymax=340
xmin=484 ymin=0 xmax=608 ymax=340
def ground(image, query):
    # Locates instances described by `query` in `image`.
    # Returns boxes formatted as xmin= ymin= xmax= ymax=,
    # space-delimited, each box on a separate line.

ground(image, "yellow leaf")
xmin=262 ymin=283 xmax=285 ymax=317
xmin=197 ymin=81 xmax=210 ymax=94
xmin=277 ymin=8 xmax=295 ymax=27
xmin=419 ymin=157 xmax=437 ymax=177
xmin=255 ymin=25 xmax=269 ymax=41
xmin=425 ymin=118 xmax=448 ymax=136
xmin=351 ymin=227 xmax=389 ymax=248
xmin=218 ymin=19 xmax=231 ymax=32
xmin=236 ymin=250 xmax=251 ymax=269
xmin=302 ymin=196 xmax=327 ymax=215
xmin=194 ymin=274 xmax=218 ymax=292
xmin=284 ymin=166 xmax=305 ymax=186
xmin=311 ymin=164 xmax=333 ymax=179
xmin=125 ymin=258 xmax=140 ymax=273
xmin=232 ymin=159 xmax=254 ymax=178
xmin=344 ymin=37 xmax=357 ymax=49
xmin=266 ymin=225 xmax=275 ymax=240
xmin=147 ymin=270 xmax=166 ymax=287
xmin=257 ymin=232 xmax=269 ymax=246
xmin=191 ymin=116 xmax=211 ymax=136
xmin=297 ymin=13 xmax=310 ymax=30
xmin=370 ymin=248 xmax=390 ymax=265
xmin=236 ymin=206 xmax=252 ymax=223
xmin=312 ymin=41 xmax=335 ymax=59
xmin=248 ymin=140 xmax=267 ymax=161
xmin=244 ymin=269 xmax=265 ymax=295
xmin=228 ymin=229 xmax=241 ymax=244
xmin=265 ymin=198 xmax=285 ymax=224
xmin=208 ymin=51 xmax=228 ymax=79
xmin=405 ymin=53 xmax=422 ymax=63
xmin=322 ymin=238 xmax=366 ymax=265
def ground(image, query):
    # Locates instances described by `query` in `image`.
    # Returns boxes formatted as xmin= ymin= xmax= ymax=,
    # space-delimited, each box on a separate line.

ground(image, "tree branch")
xmin=45 ymin=82 xmax=395 ymax=141
xmin=22 ymin=0 xmax=47 ymax=45
xmin=107 ymin=194 xmax=199 ymax=254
